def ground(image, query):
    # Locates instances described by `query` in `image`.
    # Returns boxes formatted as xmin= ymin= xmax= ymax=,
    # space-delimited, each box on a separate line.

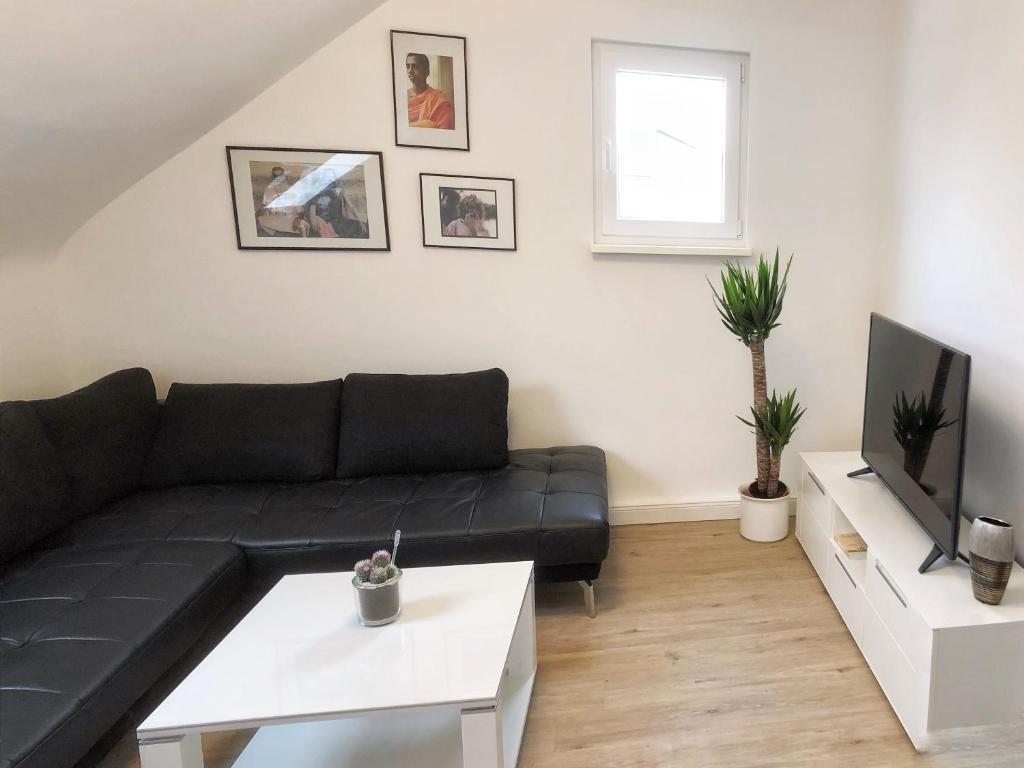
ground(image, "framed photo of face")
xmin=226 ymin=146 xmax=390 ymax=251
xmin=420 ymin=173 xmax=516 ymax=250
xmin=390 ymin=30 xmax=469 ymax=151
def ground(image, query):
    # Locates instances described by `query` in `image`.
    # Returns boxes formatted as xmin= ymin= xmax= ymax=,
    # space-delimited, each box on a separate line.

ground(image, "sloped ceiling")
xmin=0 ymin=0 xmax=385 ymax=255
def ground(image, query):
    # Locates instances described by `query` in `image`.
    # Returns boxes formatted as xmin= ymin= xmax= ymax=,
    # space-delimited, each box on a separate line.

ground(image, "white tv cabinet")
xmin=796 ymin=452 xmax=1024 ymax=750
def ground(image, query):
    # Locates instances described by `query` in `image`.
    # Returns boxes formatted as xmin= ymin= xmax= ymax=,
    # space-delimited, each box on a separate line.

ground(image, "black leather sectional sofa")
xmin=0 ymin=368 xmax=609 ymax=768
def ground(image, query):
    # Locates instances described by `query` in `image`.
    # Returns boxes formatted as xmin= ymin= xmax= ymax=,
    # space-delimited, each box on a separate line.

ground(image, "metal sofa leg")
xmin=578 ymin=579 xmax=596 ymax=618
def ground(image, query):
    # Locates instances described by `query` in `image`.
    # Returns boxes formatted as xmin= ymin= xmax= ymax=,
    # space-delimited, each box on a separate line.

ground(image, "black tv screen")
xmin=860 ymin=314 xmax=971 ymax=567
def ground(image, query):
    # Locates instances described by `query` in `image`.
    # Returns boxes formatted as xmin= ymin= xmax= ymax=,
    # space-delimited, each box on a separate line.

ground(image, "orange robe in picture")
xmin=408 ymin=86 xmax=454 ymax=129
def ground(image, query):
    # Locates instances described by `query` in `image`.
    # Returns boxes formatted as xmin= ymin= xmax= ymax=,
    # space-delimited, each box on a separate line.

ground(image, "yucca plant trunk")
xmin=749 ymin=338 xmax=770 ymax=494
xmin=767 ymin=453 xmax=781 ymax=498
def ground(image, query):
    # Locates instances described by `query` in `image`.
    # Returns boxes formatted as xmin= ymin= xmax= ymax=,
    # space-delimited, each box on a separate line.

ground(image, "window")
xmin=592 ymin=42 xmax=749 ymax=254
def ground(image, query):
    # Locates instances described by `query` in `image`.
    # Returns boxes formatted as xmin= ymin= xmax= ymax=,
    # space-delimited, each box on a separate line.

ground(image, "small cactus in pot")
xmin=354 ymin=559 xmax=373 ymax=582
xmin=354 ymin=550 xmax=399 ymax=586
xmin=352 ymin=532 xmax=402 ymax=626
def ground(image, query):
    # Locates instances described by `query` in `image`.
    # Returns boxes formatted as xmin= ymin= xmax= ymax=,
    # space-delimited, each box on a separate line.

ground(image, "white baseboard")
xmin=609 ymin=498 xmax=797 ymax=526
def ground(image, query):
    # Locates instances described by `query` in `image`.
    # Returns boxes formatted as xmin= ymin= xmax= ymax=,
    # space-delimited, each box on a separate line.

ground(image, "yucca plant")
xmin=892 ymin=391 xmax=957 ymax=483
xmin=740 ymin=389 xmax=806 ymax=498
xmin=709 ymin=249 xmax=793 ymax=494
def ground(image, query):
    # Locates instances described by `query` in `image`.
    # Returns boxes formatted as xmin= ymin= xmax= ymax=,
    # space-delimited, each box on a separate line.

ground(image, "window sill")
xmin=591 ymin=243 xmax=752 ymax=257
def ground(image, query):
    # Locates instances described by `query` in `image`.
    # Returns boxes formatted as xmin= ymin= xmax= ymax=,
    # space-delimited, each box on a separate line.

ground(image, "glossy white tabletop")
xmin=139 ymin=561 xmax=534 ymax=736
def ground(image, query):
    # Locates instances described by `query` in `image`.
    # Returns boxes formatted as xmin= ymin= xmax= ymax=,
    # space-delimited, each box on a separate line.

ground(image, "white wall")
xmin=1 ymin=0 xmax=383 ymax=399
xmin=0 ymin=0 xmax=383 ymax=255
xmin=881 ymin=0 xmax=1024 ymax=562
xmin=55 ymin=0 xmax=897 ymax=509
xmin=0 ymin=254 xmax=69 ymax=399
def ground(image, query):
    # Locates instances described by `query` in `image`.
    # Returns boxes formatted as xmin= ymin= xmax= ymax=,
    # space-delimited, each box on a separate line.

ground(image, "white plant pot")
xmin=739 ymin=482 xmax=791 ymax=542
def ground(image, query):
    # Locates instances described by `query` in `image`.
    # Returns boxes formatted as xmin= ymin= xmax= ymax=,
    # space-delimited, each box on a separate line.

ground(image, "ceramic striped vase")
xmin=968 ymin=517 xmax=1014 ymax=605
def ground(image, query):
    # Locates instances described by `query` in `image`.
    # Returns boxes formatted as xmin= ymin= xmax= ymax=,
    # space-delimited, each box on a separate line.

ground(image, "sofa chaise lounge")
xmin=0 ymin=367 xmax=609 ymax=768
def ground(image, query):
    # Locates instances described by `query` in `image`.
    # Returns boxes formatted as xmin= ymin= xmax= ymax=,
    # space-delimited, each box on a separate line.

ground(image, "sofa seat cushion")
xmin=0 ymin=541 xmax=244 ymax=768
xmin=143 ymin=379 xmax=343 ymax=488
xmin=52 ymin=447 xmax=609 ymax=582
xmin=0 ymin=402 xmax=71 ymax=564
xmin=30 ymin=368 xmax=159 ymax=519
xmin=336 ymin=369 xmax=509 ymax=478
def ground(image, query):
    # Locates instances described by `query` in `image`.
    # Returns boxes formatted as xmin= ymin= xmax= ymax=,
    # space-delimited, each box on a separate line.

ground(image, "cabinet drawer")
xmin=799 ymin=508 xmax=829 ymax=579
xmin=865 ymin=554 xmax=932 ymax=674
xmin=796 ymin=494 xmax=809 ymax=542
xmin=862 ymin=601 xmax=926 ymax=739
xmin=801 ymin=467 xmax=829 ymax=532
xmin=825 ymin=546 xmax=865 ymax=647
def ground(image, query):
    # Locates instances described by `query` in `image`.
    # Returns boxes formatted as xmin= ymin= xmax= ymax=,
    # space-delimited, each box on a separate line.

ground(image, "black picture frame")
xmin=419 ymin=173 xmax=516 ymax=251
xmin=225 ymin=145 xmax=391 ymax=252
xmin=390 ymin=30 xmax=470 ymax=151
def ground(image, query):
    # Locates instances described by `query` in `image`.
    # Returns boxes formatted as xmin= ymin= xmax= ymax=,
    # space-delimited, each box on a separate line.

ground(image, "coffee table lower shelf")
xmin=231 ymin=670 xmax=535 ymax=768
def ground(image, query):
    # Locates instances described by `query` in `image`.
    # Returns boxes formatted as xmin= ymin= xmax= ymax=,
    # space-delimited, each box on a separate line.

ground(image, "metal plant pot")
xmin=969 ymin=517 xmax=1014 ymax=606
xmin=352 ymin=569 xmax=402 ymax=626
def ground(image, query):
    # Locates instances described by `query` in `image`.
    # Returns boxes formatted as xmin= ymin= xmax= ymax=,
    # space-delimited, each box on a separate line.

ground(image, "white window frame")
xmin=592 ymin=41 xmax=749 ymax=255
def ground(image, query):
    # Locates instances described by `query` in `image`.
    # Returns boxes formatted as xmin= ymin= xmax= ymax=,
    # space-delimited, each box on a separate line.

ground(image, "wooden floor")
xmin=99 ymin=521 xmax=1021 ymax=768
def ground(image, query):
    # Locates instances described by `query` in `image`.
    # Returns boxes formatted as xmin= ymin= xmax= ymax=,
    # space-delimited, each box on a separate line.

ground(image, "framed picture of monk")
xmin=226 ymin=146 xmax=390 ymax=251
xmin=390 ymin=30 xmax=469 ymax=151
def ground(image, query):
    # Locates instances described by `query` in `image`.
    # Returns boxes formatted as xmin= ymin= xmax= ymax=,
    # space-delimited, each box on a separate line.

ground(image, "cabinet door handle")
xmin=874 ymin=561 xmax=907 ymax=607
xmin=809 ymin=472 xmax=825 ymax=495
xmin=834 ymin=553 xmax=856 ymax=587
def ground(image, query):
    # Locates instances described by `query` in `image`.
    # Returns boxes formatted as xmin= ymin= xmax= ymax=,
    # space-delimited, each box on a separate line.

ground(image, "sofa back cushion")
xmin=143 ymin=379 xmax=343 ymax=487
xmin=336 ymin=369 xmax=509 ymax=478
xmin=31 ymin=368 xmax=159 ymax=518
xmin=0 ymin=402 xmax=72 ymax=563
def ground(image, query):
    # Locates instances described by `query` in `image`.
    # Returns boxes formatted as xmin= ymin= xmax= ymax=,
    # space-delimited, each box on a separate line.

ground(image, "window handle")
xmin=605 ymin=140 xmax=614 ymax=174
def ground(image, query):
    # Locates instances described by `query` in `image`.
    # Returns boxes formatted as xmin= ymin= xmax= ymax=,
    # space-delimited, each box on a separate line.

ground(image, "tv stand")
xmin=846 ymin=465 xmax=875 ymax=478
xmin=918 ymin=543 xmax=946 ymax=573
xmin=796 ymin=452 xmax=1024 ymax=751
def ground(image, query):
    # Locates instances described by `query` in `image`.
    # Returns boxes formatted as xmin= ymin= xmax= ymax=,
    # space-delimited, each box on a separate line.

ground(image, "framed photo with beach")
xmin=226 ymin=146 xmax=390 ymax=251
xmin=420 ymin=173 xmax=516 ymax=250
xmin=390 ymin=30 xmax=469 ymax=151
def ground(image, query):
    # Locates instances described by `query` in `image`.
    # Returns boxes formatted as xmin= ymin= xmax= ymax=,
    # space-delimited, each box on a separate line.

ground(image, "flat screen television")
xmin=854 ymin=313 xmax=971 ymax=573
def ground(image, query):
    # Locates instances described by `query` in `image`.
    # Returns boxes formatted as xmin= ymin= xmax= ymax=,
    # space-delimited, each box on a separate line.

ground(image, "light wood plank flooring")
xmin=99 ymin=521 xmax=1021 ymax=767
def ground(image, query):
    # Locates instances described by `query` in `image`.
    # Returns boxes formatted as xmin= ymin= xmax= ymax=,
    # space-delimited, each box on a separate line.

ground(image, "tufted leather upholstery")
xmin=49 ymin=447 xmax=609 ymax=586
xmin=0 ymin=541 xmax=245 ymax=768
xmin=2 ymin=367 xmax=610 ymax=768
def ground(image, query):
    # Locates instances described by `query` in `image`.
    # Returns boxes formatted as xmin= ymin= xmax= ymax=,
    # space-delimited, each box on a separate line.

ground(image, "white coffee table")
xmin=137 ymin=561 xmax=536 ymax=768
